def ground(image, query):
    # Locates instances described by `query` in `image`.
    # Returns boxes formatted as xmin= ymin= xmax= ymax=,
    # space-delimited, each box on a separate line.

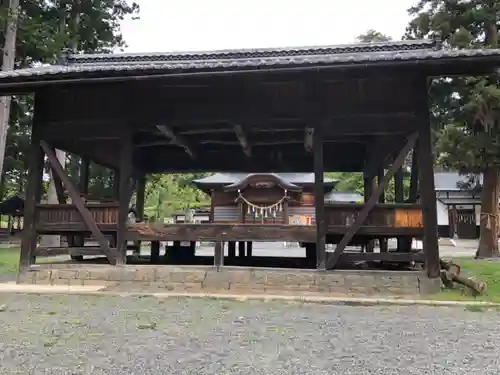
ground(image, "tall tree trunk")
xmin=476 ymin=168 xmax=500 ymax=258
xmin=476 ymin=9 xmax=500 ymax=258
xmin=0 ymin=0 xmax=20 ymax=179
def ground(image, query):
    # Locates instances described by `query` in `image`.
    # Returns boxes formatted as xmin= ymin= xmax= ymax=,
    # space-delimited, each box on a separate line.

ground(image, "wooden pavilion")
xmin=2 ymin=39 xmax=500 ymax=283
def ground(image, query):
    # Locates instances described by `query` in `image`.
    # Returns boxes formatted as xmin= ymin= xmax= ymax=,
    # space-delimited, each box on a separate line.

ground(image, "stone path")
xmin=0 ymin=294 xmax=498 ymax=374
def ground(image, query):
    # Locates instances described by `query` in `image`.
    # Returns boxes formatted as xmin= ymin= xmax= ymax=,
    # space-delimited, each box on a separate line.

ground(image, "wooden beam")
xmin=233 ymin=124 xmax=251 ymax=157
xmin=156 ymin=125 xmax=196 ymax=159
xmin=313 ymin=126 xmax=326 ymax=270
xmin=326 ymin=132 xmax=418 ymax=269
xmin=304 ymin=127 xmax=314 ymax=152
xmin=19 ymin=115 xmax=45 ymax=274
xmin=40 ymin=141 xmax=114 ymax=263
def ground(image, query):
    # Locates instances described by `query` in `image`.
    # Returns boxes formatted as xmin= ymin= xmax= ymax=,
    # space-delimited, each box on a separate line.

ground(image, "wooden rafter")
xmin=40 ymin=141 xmax=114 ymax=263
xmin=233 ymin=124 xmax=251 ymax=157
xmin=304 ymin=127 xmax=314 ymax=152
xmin=326 ymin=132 xmax=419 ymax=269
xmin=156 ymin=125 xmax=196 ymax=159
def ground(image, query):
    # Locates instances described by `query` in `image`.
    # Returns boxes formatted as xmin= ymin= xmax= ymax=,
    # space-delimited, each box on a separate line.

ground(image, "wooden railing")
xmin=35 ymin=203 xmax=119 ymax=232
xmin=325 ymin=203 xmax=423 ymax=228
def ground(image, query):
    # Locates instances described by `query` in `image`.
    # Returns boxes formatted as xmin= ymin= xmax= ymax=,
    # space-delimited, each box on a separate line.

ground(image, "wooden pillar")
xmin=214 ymin=241 xmax=223 ymax=269
xmin=395 ymin=167 xmax=405 ymax=252
xmin=228 ymin=241 xmax=236 ymax=260
xmin=133 ymin=175 xmax=146 ymax=255
xmin=376 ymin=167 xmax=388 ymax=252
xmin=363 ymin=173 xmax=375 ymax=253
xmin=313 ymin=126 xmax=326 ymax=270
xmin=18 ymin=111 xmax=44 ymax=275
xmin=246 ymin=241 xmax=253 ymax=257
xmin=79 ymin=157 xmax=90 ymax=194
xmin=116 ymin=131 xmax=133 ymax=266
xmin=417 ymin=78 xmax=440 ymax=278
xmin=238 ymin=241 xmax=245 ymax=257
xmin=408 ymin=147 xmax=419 ymax=201
xmin=150 ymin=241 xmax=160 ymax=264
xmin=394 ymin=167 xmax=404 ymax=203
xmin=377 ymin=168 xmax=385 ymax=203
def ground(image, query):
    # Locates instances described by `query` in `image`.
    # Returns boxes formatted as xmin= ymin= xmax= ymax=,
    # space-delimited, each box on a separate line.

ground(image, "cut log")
xmin=439 ymin=259 xmax=486 ymax=296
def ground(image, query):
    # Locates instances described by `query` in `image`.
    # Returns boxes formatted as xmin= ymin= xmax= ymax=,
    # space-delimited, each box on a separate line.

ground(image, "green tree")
xmin=406 ymin=0 xmax=500 ymax=257
xmin=0 ymin=0 xmax=139 ymax=200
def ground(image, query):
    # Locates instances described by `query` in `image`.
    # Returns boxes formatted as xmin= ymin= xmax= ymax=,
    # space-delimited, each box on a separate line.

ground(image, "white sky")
xmin=120 ymin=0 xmax=416 ymax=53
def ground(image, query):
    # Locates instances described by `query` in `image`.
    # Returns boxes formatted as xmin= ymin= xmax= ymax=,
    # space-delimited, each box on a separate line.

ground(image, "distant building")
xmin=434 ymin=171 xmax=481 ymax=239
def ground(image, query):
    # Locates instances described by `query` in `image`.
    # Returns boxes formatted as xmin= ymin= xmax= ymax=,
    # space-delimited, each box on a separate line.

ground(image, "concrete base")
xmin=17 ymin=264 xmax=441 ymax=296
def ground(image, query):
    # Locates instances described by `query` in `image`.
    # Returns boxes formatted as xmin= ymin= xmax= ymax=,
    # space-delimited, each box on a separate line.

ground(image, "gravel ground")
xmin=0 ymin=295 xmax=498 ymax=375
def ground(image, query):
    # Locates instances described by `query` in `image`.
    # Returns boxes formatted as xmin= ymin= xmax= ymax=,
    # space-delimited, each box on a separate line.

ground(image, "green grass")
xmin=433 ymin=258 xmax=500 ymax=303
xmin=0 ymin=247 xmax=21 ymax=275
xmin=0 ymin=248 xmax=64 ymax=276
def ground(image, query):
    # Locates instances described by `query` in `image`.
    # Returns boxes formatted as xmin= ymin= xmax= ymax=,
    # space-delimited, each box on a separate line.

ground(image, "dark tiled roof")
xmin=193 ymin=173 xmax=337 ymax=185
xmin=63 ymin=40 xmax=439 ymax=64
xmin=1 ymin=39 xmax=500 ymax=83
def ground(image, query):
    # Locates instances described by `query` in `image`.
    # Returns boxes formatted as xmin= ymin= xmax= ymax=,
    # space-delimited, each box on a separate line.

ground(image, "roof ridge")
xmin=62 ymin=40 xmax=438 ymax=65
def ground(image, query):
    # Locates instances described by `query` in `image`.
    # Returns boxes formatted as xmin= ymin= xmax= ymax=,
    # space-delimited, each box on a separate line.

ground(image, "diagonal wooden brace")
xmin=326 ymin=132 xmax=419 ymax=269
xmin=40 ymin=141 xmax=115 ymax=263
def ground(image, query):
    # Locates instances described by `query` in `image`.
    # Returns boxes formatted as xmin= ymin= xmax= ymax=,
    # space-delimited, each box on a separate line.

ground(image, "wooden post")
xmin=214 ymin=241 xmax=223 ymax=269
xmin=377 ymin=168 xmax=385 ymax=204
xmin=150 ymin=241 xmax=160 ymax=263
xmin=246 ymin=241 xmax=253 ymax=257
xmin=417 ymin=79 xmax=440 ymax=278
xmin=313 ymin=126 xmax=326 ymax=270
xmin=116 ymin=130 xmax=133 ymax=265
xmin=395 ymin=166 xmax=404 ymax=252
xmin=79 ymin=157 xmax=90 ymax=194
xmin=376 ymin=167 xmax=388 ymax=252
xmin=238 ymin=241 xmax=245 ymax=257
xmin=408 ymin=147 xmax=419 ymax=202
xmin=363 ymin=173 xmax=375 ymax=253
xmin=18 ymin=112 xmax=44 ymax=275
xmin=133 ymin=175 xmax=146 ymax=255
xmin=228 ymin=241 xmax=236 ymax=259
xmin=327 ymin=133 xmax=418 ymax=269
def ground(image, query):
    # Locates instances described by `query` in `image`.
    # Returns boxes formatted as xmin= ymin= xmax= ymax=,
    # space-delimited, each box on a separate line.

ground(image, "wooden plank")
xmin=326 ymin=132 xmax=418 ymax=269
xmin=313 ymin=125 xmax=326 ymax=270
xmin=40 ymin=141 xmax=114 ymax=263
xmin=19 ymin=107 xmax=45 ymax=274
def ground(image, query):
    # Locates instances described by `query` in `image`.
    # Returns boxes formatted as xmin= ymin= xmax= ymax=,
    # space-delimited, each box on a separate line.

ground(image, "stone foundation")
xmin=18 ymin=265 xmax=441 ymax=296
